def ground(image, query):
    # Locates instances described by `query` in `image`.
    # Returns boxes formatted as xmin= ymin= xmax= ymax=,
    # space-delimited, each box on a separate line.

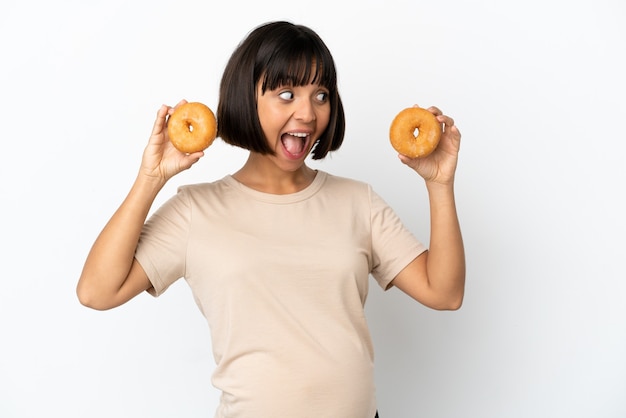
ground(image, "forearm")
xmin=424 ymin=181 xmax=466 ymax=308
xmin=77 ymin=175 xmax=164 ymax=305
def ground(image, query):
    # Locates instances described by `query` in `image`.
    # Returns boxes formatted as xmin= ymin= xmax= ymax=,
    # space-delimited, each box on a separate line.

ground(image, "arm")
xmin=390 ymin=106 xmax=465 ymax=310
xmin=76 ymin=102 xmax=203 ymax=310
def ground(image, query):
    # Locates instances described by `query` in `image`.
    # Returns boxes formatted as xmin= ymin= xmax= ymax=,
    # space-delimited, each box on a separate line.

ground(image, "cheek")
xmin=317 ymin=109 xmax=331 ymax=131
xmin=257 ymin=106 xmax=279 ymax=138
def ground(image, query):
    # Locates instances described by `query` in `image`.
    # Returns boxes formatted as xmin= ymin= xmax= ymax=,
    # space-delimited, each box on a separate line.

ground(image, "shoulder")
xmin=178 ymin=176 xmax=227 ymax=192
xmin=320 ymin=172 xmax=397 ymax=217
xmin=176 ymin=176 xmax=233 ymax=197
xmin=156 ymin=178 xmax=234 ymax=211
xmin=320 ymin=171 xmax=371 ymax=193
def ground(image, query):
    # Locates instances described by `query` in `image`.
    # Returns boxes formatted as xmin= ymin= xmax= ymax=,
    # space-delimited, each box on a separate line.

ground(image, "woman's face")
xmin=256 ymin=79 xmax=331 ymax=170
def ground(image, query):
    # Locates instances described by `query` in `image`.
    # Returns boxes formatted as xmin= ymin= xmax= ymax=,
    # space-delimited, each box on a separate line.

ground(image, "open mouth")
xmin=280 ymin=132 xmax=310 ymax=158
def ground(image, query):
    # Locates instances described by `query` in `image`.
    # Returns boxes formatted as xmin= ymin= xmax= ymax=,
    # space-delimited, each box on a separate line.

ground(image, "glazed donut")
xmin=389 ymin=107 xmax=442 ymax=158
xmin=167 ymin=102 xmax=217 ymax=153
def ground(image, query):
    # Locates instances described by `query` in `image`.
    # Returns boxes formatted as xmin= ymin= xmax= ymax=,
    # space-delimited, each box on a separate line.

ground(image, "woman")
xmin=77 ymin=21 xmax=465 ymax=418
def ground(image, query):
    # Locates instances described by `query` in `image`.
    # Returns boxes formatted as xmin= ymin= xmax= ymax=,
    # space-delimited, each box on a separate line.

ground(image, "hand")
xmin=398 ymin=105 xmax=461 ymax=186
xmin=139 ymin=100 xmax=205 ymax=184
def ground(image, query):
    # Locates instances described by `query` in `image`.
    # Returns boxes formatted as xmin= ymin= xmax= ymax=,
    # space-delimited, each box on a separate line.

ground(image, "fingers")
xmin=422 ymin=105 xmax=457 ymax=134
xmin=177 ymin=151 xmax=204 ymax=170
xmin=151 ymin=100 xmax=190 ymax=137
xmin=426 ymin=105 xmax=441 ymax=115
xmin=398 ymin=153 xmax=415 ymax=166
xmin=438 ymin=114 xmax=455 ymax=132
xmin=149 ymin=104 xmax=170 ymax=137
xmin=169 ymin=99 xmax=189 ymax=117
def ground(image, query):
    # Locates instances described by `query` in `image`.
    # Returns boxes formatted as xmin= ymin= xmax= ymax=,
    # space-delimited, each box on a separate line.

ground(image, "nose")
xmin=294 ymin=98 xmax=316 ymax=123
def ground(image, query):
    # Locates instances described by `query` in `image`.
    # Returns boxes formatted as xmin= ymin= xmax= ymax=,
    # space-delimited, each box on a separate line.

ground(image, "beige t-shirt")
xmin=135 ymin=171 xmax=426 ymax=418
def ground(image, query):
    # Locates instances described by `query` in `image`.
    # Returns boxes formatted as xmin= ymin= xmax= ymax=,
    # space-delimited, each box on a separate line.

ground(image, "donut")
xmin=389 ymin=107 xmax=442 ymax=158
xmin=167 ymin=102 xmax=217 ymax=153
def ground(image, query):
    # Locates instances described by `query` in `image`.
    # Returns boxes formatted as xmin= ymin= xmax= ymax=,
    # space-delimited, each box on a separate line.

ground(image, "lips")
xmin=280 ymin=132 xmax=310 ymax=159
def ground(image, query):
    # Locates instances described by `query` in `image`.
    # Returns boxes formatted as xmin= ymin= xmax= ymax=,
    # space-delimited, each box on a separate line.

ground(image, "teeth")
xmin=288 ymin=132 xmax=308 ymax=138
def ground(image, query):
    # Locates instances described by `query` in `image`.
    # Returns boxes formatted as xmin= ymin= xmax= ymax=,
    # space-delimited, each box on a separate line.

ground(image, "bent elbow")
xmin=433 ymin=291 xmax=464 ymax=311
xmin=76 ymin=282 xmax=114 ymax=311
xmin=439 ymin=277 xmax=465 ymax=311
xmin=76 ymin=289 xmax=102 ymax=311
xmin=77 ymin=295 xmax=114 ymax=311
xmin=445 ymin=296 xmax=464 ymax=311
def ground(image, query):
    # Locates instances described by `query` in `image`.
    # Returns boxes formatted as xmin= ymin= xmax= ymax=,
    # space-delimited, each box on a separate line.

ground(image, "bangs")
xmin=259 ymin=40 xmax=336 ymax=92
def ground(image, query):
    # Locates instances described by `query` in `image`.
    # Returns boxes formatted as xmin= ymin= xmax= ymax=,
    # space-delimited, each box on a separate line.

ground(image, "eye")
xmin=279 ymin=90 xmax=294 ymax=100
xmin=316 ymin=91 xmax=329 ymax=103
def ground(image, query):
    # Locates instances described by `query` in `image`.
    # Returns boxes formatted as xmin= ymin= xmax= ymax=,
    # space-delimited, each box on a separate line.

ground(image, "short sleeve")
xmin=369 ymin=188 xmax=427 ymax=290
xmin=135 ymin=187 xmax=191 ymax=297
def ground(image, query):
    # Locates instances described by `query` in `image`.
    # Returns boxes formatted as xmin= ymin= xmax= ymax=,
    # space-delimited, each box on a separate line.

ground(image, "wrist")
xmin=425 ymin=179 xmax=455 ymax=194
xmin=134 ymin=171 xmax=166 ymax=197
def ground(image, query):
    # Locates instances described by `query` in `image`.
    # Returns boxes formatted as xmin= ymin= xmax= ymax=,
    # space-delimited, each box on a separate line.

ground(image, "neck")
xmin=232 ymin=153 xmax=317 ymax=194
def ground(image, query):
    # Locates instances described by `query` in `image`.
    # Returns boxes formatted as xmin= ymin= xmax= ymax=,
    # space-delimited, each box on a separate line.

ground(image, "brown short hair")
xmin=217 ymin=21 xmax=345 ymax=160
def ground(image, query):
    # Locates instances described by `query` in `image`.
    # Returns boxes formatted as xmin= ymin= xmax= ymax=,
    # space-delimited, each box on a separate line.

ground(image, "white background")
xmin=1 ymin=0 xmax=625 ymax=417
